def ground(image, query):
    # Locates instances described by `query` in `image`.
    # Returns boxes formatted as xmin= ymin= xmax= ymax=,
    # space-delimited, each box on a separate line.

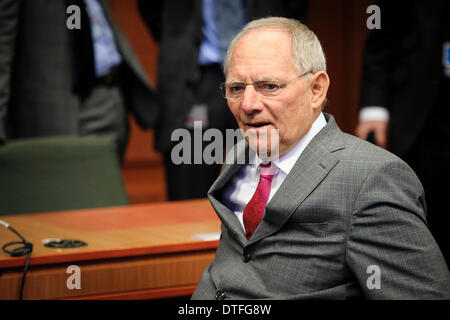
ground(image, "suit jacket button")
xmin=242 ymin=253 xmax=251 ymax=263
xmin=215 ymin=291 xmax=226 ymax=300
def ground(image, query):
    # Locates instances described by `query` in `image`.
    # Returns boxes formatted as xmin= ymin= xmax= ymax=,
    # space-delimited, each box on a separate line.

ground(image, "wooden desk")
xmin=0 ymin=199 xmax=220 ymax=300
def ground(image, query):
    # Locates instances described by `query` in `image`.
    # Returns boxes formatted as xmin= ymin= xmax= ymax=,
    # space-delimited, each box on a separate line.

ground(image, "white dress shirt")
xmin=223 ymin=112 xmax=327 ymax=231
xmin=359 ymin=106 xmax=390 ymax=122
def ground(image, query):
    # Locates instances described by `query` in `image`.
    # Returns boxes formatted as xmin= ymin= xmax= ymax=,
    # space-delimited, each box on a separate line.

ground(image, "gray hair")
xmin=223 ymin=17 xmax=327 ymax=77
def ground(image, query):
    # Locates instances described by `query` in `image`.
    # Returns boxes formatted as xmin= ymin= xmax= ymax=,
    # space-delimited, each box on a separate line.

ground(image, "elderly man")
xmin=192 ymin=17 xmax=450 ymax=300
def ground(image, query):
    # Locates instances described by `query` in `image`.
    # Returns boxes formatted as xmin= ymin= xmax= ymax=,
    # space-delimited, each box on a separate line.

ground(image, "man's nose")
xmin=240 ymin=85 xmax=263 ymax=114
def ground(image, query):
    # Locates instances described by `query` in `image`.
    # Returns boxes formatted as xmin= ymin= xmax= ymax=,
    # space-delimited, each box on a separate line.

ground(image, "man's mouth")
xmin=247 ymin=122 xmax=271 ymax=128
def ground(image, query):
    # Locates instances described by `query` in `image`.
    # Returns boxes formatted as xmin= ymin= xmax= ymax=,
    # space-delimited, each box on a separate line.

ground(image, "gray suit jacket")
xmin=192 ymin=113 xmax=450 ymax=299
xmin=0 ymin=0 xmax=159 ymax=142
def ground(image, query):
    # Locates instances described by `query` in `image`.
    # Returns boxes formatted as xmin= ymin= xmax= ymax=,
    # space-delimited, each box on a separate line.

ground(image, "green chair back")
xmin=0 ymin=136 xmax=129 ymax=215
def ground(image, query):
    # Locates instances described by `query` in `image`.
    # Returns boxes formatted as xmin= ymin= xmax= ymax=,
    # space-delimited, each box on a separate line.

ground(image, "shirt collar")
xmin=252 ymin=112 xmax=327 ymax=175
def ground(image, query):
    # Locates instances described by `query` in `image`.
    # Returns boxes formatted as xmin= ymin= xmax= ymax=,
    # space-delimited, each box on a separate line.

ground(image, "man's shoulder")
xmin=337 ymin=131 xmax=417 ymax=176
xmin=320 ymin=113 xmax=405 ymax=166
xmin=341 ymin=132 xmax=395 ymax=158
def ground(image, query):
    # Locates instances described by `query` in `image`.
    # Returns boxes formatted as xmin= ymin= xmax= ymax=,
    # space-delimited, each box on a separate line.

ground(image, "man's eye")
xmin=259 ymin=82 xmax=280 ymax=91
xmin=229 ymin=84 xmax=245 ymax=93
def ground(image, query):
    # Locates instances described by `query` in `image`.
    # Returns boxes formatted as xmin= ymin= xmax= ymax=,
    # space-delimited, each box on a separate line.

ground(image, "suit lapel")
xmin=248 ymin=113 xmax=345 ymax=245
xmin=208 ymin=140 xmax=250 ymax=244
xmin=99 ymin=0 xmax=153 ymax=88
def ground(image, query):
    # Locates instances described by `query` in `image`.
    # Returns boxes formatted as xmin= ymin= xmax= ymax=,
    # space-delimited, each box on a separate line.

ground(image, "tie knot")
xmin=260 ymin=162 xmax=277 ymax=176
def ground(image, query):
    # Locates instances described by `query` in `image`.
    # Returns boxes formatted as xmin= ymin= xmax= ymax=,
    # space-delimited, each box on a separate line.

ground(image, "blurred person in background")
xmin=356 ymin=0 xmax=450 ymax=264
xmin=0 ymin=0 xmax=160 ymax=161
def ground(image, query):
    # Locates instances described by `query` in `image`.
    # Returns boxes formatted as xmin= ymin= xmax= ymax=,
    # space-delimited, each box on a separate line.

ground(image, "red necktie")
xmin=243 ymin=163 xmax=277 ymax=240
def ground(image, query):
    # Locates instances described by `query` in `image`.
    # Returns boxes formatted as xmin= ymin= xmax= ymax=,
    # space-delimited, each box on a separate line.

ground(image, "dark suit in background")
xmin=0 ymin=0 xmax=159 ymax=159
xmin=138 ymin=0 xmax=308 ymax=200
xmin=358 ymin=0 xmax=450 ymax=264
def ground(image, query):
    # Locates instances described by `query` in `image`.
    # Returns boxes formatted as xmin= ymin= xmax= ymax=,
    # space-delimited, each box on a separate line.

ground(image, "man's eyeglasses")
xmin=220 ymin=71 xmax=312 ymax=100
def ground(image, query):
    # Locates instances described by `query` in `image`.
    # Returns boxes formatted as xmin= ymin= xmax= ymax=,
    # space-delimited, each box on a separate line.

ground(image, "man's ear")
xmin=310 ymin=71 xmax=330 ymax=111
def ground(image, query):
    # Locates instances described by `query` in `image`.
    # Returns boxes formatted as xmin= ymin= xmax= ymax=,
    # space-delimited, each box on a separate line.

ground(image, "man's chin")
xmin=246 ymin=140 xmax=280 ymax=162
xmin=242 ymin=127 xmax=280 ymax=159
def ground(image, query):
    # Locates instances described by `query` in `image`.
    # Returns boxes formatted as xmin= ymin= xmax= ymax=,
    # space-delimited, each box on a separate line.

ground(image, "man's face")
xmin=226 ymin=28 xmax=322 ymax=157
